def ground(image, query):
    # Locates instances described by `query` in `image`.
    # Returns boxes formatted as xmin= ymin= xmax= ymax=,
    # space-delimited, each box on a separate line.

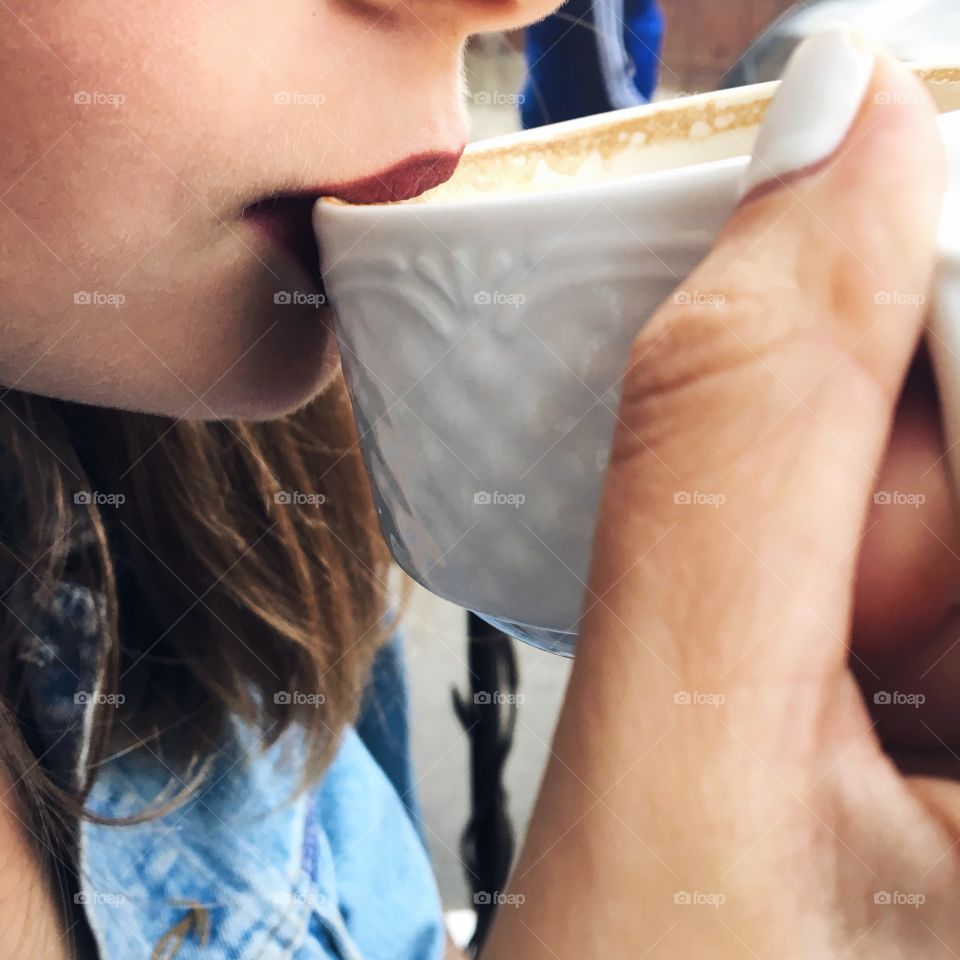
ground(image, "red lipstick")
xmin=242 ymin=149 xmax=464 ymax=288
xmin=318 ymin=150 xmax=465 ymax=205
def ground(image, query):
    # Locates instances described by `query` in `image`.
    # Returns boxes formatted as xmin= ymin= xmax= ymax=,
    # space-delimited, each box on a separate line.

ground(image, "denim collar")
xmin=20 ymin=582 xmax=446 ymax=960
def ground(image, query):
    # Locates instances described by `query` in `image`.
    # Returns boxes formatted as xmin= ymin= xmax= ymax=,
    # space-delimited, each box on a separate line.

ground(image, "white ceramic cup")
xmin=316 ymin=67 xmax=960 ymax=656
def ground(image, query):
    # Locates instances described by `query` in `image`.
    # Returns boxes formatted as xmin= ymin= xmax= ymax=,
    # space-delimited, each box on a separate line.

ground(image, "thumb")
xmin=580 ymin=33 xmax=947 ymax=708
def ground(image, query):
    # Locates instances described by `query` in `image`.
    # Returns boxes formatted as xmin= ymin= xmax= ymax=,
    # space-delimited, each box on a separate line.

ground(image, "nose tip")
xmin=460 ymin=0 xmax=563 ymax=32
xmin=398 ymin=0 xmax=562 ymax=37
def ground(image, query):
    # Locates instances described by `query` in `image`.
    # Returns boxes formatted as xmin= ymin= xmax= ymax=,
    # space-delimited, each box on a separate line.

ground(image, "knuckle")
xmin=607 ymin=264 xmax=829 ymax=472
xmin=625 ymin=268 xmax=803 ymax=405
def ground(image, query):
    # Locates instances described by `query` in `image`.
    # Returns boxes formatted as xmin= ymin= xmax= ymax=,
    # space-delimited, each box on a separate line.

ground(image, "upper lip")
xmin=241 ymin=148 xmax=464 ymax=286
xmin=245 ymin=147 xmax=466 ymax=214
xmin=313 ymin=148 xmax=465 ymax=204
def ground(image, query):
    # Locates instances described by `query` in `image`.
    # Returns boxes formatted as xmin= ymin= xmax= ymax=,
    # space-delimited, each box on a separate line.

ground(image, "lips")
xmin=242 ymin=149 xmax=464 ymax=291
xmin=319 ymin=150 xmax=464 ymax=205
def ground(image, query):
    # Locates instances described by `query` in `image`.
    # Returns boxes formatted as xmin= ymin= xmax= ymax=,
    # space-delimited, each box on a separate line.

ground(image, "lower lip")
xmin=241 ymin=201 xmax=340 ymax=383
xmin=242 ymin=151 xmax=465 ymax=292
xmin=242 ymin=197 xmax=326 ymax=295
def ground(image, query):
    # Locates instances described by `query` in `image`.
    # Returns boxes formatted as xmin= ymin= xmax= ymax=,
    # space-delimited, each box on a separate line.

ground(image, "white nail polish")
xmin=742 ymin=29 xmax=876 ymax=198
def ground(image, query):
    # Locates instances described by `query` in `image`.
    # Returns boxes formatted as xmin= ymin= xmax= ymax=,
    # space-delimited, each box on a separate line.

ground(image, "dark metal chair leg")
xmin=452 ymin=613 xmax=519 ymax=954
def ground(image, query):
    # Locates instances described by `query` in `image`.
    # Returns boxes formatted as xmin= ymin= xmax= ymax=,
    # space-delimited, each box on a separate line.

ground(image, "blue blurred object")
xmin=355 ymin=629 xmax=424 ymax=833
xmin=521 ymin=0 xmax=664 ymax=128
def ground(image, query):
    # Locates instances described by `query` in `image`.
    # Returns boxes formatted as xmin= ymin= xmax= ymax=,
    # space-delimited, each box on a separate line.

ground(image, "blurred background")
xmin=402 ymin=0 xmax=957 ymax=939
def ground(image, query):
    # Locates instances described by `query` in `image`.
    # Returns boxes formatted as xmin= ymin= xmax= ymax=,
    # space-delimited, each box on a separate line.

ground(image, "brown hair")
xmin=0 ymin=377 xmax=390 ymax=821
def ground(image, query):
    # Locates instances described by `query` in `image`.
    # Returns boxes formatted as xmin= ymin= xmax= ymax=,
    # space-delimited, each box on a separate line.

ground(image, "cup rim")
xmin=316 ymin=61 xmax=960 ymax=220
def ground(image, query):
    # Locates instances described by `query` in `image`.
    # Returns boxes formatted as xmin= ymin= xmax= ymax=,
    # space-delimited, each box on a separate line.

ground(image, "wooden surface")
xmin=657 ymin=0 xmax=800 ymax=91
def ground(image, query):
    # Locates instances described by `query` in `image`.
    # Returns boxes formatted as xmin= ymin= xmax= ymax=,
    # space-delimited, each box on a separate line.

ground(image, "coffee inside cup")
xmin=397 ymin=65 xmax=960 ymax=205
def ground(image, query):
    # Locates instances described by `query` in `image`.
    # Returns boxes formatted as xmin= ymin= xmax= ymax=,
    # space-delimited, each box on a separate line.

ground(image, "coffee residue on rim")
xmin=324 ymin=66 xmax=960 ymax=207
xmin=434 ymin=93 xmax=770 ymax=200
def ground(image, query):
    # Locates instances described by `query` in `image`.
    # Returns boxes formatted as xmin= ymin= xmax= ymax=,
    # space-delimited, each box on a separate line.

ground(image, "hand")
xmin=485 ymin=31 xmax=959 ymax=959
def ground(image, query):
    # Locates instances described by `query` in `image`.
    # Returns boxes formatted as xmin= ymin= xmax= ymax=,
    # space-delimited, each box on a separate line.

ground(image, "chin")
xmin=198 ymin=305 xmax=341 ymax=422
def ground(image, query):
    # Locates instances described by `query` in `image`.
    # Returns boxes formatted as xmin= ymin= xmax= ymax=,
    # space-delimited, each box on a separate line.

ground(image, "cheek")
xmin=0 ymin=3 xmax=208 ymax=276
xmin=0 ymin=1 xmax=467 ymax=419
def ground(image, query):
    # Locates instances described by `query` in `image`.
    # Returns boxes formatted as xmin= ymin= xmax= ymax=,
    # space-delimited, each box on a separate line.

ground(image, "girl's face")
xmin=0 ymin=0 xmax=556 ymax=419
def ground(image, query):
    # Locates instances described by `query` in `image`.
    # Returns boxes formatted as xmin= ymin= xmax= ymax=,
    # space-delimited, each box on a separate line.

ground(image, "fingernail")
xmin=742 ymin=29 xmax=876 ymax=199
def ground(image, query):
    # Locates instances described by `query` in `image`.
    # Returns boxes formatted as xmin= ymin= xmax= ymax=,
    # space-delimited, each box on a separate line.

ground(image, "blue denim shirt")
xmin=23 ymin=584 xmax=446 ymax=960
